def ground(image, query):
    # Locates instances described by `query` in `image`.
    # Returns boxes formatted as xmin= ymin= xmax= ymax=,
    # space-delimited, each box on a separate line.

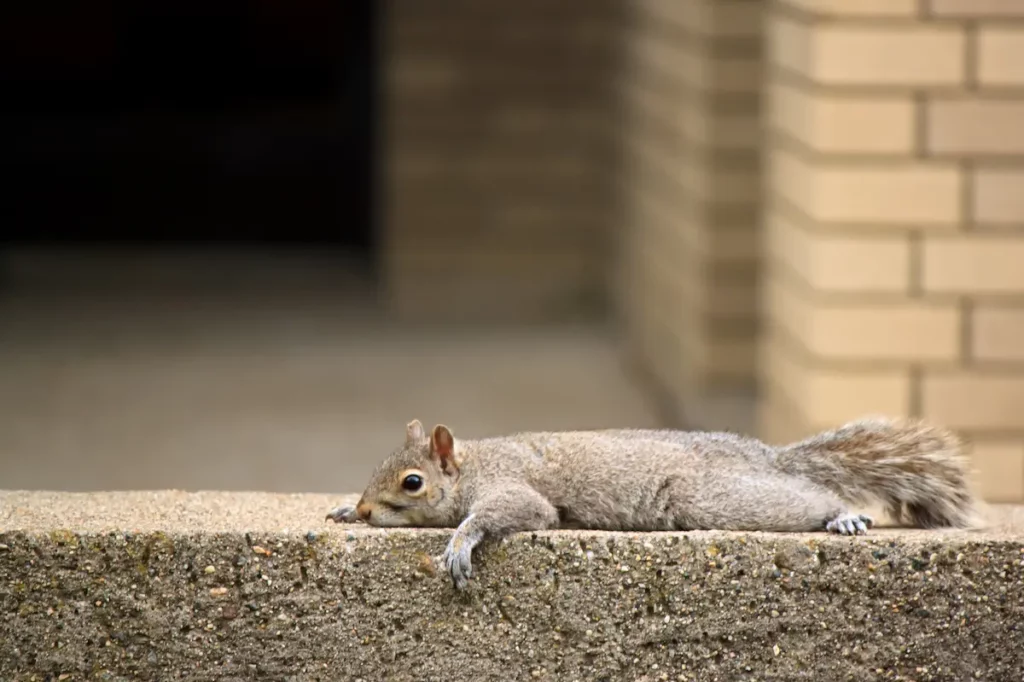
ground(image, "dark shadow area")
xmin=0 ymin=0 xmax=377 ymax=255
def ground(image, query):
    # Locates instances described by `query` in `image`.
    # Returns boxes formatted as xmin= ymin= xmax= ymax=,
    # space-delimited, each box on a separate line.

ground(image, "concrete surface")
xmin=2 ymin=491 xmax=1023 ymax=681
xmin=0 ymin=253 xmax=665 ymax=493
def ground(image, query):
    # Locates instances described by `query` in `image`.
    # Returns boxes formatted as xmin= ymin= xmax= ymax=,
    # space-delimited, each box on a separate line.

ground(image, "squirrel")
xmin=326 ymin=416 xmax=978 ymax=589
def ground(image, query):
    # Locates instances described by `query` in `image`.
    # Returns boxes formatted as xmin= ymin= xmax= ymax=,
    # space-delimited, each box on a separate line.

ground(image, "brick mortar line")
xmin=915 ymin=91 xmax=930 ymax=158
xmin=771 ymin=0 xmax=1024 ymax=26
xmin=961 ymin=299 xmax=976 ymax=367
xmin=763 ymin=201 xmax=928 ymax=242
xmin=908 ymin=232 xmax=924 ymax=298
xmin=766 ymin=189 xmax=963 ymax=237
xmin=909 ymin=366 xmax=924 ymax=418
xmin=767 ymin=63 xmax=1024 ymax=98
xmin=767 ymin=188 xmax=1024 ymax=237
xmin=765 ymin=256 xmax=961 ymax=309
xmin=765 ymin=243 xmax=1024 ymax=307
xmin=763 ymin=181 xmax=1024 ymax=237
xmin=964 ymin=21 xmax=979 ymax=91
xmin=767 ymin=125 xmax=954 ymax=167
xmin=763 ymin=317 xmax=1024 ymax=376
xmin=961 ymin=159 xmax=976 ymax=231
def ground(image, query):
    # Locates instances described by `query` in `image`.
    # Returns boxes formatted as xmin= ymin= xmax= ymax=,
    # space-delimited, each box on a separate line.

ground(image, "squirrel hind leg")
xmin=905 ymin=499 xmax=968 ymax=528
xmin=885 ymin=502 xmax=905 ymax=525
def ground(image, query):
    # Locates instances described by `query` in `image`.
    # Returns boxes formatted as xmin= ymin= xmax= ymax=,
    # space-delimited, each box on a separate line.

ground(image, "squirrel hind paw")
xmin=325 ymin=504 xmax=358 ymax=524
xmin=826 ymin=513 xmax=873 ymax=536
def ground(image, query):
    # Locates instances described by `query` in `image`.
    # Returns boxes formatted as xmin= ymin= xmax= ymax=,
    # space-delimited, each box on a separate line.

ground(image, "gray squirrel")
xmin=327 ymin=416 xmax=977 ymax=589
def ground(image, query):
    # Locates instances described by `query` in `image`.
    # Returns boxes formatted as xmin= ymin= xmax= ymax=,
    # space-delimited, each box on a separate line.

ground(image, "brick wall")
xmin=381 ymin=0 xmax=625 ymax=322
xmin=761 ymin=0 xmax=1024 ymax=502
xmin=618 ymin=0 xmax=764 ymax=429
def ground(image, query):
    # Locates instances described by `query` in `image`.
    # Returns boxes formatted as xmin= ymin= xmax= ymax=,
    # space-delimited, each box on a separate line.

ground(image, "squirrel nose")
xmin=355 ymin=502 xmax=371 ymax=521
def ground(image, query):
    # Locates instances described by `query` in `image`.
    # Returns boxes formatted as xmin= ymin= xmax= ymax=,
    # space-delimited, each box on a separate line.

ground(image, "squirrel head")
xmin=352 ymin=419 xmax=462 ymax=527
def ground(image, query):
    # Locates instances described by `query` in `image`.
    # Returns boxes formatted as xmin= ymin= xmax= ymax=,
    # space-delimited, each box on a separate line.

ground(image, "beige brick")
xmin=973 ymin=168 xmax=1024 ymax=224
xmin=768 ymin=279 xmax=960 ymax=361
xmin=762 ymin=333 xmax=912 ymax=425
xmin=677 ymin=162 xmax=760 ymax=206
xmin=973 ymin=307 xmax=1024 ymax=362
xmin=978 ymin=28 xmax=1024 ymax=86
xmin=810 ymin=305 xmax=959 ymax=361
xmin=677 ymin=108 xmax=761 ymax=153
xmin=648 ymin=0 xmax=763 ymax=38
xmin=756 ymin=389 xmax=813 ymax=447
xmin=969 ymin=441 xmax=1024 ymax=503
xmin=678 ymin=327 xmax=758 ymax=381
xmin=781 ymin=0 xmax=919 ymax=16
xmin=670 ymin=260 xmax=760 ymax=320
xmin=770 ymin=82 xmax=916 ymax=154
xmin=923 ymin=373 xmax=1024 ymax=429
xmin=923 ymin=236 xmax=1024 ymax=294
xmin=930 ymin=0 xmax=1024 ymax=17
xmin=672 ymin=221 xmax=760 ymax=265
xmin=672 ymin=44 xmax=762 ymax=94
xmin=816 ymin=26 xmax=964 ymax=86
xmin=771 ymin=18 xmax=965 ymax=86
xmin=766 ymin=212 xmax=911 ymax=292
xmin=769 ymin=16 xmax=813 ymax=76
xmin=772 ymin=149 xmax=962 ymax=225
xmin=928 ymin=99 xmax=1024 ymax=156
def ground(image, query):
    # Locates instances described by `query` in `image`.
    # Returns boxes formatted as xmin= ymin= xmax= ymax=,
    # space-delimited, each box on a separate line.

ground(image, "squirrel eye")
xmin=401 ymin=474 xmax=423 ymax=492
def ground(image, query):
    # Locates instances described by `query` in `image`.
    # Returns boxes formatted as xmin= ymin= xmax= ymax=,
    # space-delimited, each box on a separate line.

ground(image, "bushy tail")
xmin=776 ymin=417 xmax=978 ymax=528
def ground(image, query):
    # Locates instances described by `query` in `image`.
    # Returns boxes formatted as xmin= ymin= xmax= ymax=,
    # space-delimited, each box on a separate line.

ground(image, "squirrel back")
xmin=776 ymin=417 xmax=978 ymax=529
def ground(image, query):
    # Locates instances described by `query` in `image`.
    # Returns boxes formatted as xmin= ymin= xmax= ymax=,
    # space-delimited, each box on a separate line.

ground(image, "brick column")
xmin=382 ymin=1 xmax=624 ymax=322
xmin=618 ymin=0 xmax=764 ymax=429
xmin=761 ymin=0 xmax=1024 ymax=502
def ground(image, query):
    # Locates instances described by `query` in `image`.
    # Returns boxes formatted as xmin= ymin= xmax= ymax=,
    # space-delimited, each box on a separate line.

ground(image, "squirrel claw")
xmin=441 ymin=536 xmax=475 ymax=590
xmin=826 ymin=513 xmax=873 ymax=536
xmin=325 ymin=504 xmax=358 ymax=524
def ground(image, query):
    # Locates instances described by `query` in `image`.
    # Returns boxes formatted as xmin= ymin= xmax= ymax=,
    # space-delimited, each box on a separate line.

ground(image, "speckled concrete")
xmin=2 ymin=491 xmax=1023 ymax=681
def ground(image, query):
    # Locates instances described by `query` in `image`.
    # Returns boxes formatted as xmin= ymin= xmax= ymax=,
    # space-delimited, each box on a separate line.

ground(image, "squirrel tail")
xmin=776 ymin=417 xmax=979 ymax=529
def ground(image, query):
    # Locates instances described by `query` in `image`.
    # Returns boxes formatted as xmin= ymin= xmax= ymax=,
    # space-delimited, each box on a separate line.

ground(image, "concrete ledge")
xmin=2 ymin=492 xmax=1024 ymax=681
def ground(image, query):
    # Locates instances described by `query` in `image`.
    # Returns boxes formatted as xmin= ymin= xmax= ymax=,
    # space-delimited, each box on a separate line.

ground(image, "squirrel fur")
xmin=327 ymin=416 xmax=978 ymax=589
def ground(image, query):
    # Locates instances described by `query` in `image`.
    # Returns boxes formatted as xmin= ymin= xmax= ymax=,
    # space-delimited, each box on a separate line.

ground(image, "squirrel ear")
xmin=430 ymin=424 xmax=456 ymax=470
xmin=406 ymin=419 xmax=425 ymax=443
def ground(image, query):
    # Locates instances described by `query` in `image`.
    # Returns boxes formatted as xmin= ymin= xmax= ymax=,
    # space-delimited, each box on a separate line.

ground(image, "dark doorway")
xmin=1 ymin=1 xmax=377 ymax=256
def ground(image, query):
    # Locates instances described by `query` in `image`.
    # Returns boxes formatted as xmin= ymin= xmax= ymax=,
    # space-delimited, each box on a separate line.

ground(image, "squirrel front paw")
xmin=826 ymin=512 xmax=873 ymax=536
xmin=325 ymin=504 xmax=358 ymax=524
xmin=440 ymin=532 xmax=475 ymax=589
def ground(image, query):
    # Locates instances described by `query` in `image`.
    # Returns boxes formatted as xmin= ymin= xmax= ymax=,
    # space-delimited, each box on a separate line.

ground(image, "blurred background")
xmin=1 ymin=0 xmax=1022 ymax=504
